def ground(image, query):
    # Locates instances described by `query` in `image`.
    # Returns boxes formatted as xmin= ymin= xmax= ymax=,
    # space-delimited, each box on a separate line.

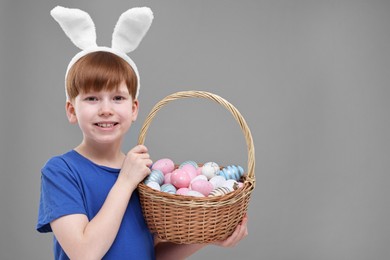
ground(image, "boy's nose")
xmin=98 ymin=100 xmax=113 ymax=116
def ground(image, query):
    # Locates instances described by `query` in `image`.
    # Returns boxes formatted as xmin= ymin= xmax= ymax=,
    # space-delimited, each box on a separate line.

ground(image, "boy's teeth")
xmin=97 ymin=123 xmax=115 ymax=128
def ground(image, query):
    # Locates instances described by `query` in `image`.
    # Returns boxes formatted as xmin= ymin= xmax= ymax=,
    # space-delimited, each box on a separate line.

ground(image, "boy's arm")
xmin=51 ymin=145 xmax=152 ymax=260
xmin=50 ymin=180 xmax=135 ymax=260
xmin=154 ymin=214 xmax=248 ymax=260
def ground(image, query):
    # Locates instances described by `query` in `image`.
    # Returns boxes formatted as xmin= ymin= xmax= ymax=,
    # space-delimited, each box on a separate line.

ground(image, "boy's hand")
xmin=212 ymin=214 xmax=248 ymax=248
xmin=119 ymin=145 xmax=153 ymax=190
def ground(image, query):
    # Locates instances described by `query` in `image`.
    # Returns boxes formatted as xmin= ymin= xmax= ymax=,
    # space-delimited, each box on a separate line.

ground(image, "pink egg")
xmin=190 ymin=175 xmax=208 ymax=184
xmin=181 ymin=164 xmax=197 ymax=180
xmin=152 ymin=158 xmax=175 ymax=175
xmin=196 ymin=166 xmax=203 ymax=175
xmin=164 ymin=172 xmax=172 ymax=184
xmin=176 ymin=187 xmax=190 ymax=195
xmin=171 ymin=169 xmax=191 ymax=189
xmin=190 ymin=179 xmax=214 ymax=196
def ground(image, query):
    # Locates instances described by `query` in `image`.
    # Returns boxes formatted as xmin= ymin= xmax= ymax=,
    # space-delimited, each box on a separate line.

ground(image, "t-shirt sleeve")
xmin=36 ymin=156 xmax=87 ymax=233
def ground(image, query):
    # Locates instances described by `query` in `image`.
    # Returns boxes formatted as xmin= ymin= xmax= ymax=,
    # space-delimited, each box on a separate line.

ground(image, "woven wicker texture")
xmin=137 ymin=91 xmax=255 ymax=244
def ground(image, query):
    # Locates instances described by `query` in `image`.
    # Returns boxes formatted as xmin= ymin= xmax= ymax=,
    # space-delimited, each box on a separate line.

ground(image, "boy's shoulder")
xmin=44 ymin=150 xmax=76 ymax=165
xmin=42 ymin=150 xmax=82 ymax=175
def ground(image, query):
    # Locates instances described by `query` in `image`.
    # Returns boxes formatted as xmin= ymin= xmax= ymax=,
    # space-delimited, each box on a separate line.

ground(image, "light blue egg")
xmin=179 ymin=160 xmax=198 ymax=169
xmin=237 ymin=165 xmax=244 ymax=175
xmin=144 ymin=169 xmax=164 ymax=185
xmin=226 ymin=166 xmax=237 ymax=180
xmin=161 ymin=183 xmax=177 ymax=194
xmin=218 ymin=165 xmax=245 ymax=181
xmin=232 ymin=165 xmax=242 ymax=180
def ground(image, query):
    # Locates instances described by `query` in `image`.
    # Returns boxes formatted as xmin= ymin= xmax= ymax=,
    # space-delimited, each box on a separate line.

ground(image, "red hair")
xmin=66 ymin=51 xmax=138 ymax=100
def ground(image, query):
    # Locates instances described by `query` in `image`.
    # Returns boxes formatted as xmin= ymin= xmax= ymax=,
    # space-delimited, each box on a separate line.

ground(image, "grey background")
xmin=1 ymin=0 xmax=389 ymax=259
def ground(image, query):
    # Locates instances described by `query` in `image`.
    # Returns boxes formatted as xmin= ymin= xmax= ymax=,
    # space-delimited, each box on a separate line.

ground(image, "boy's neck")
xmin=75 ymin=141 xmax=125 ymax=169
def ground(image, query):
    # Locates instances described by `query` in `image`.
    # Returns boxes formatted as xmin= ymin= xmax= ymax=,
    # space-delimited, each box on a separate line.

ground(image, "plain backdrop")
xmin=1 ymin=0 xmax=390 ymax=259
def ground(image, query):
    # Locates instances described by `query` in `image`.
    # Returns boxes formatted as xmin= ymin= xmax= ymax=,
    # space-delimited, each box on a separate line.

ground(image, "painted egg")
xmin=208 ymin=187 xmax=233 ymax=197
xmin=146 ymin=181 xmax=161 ymax=191
xmin=190 ymin=174 xmax=208 ymax=184
xmin=176 ymin=187 xmax=190 ymax=195
xmin=190 ymin=179 xmax=214 ymax=196
xmin=144 ymin=169 xmax=164 ymax=185
xmin=161 ymin=183 xmax=177 ymax=194
xmin=223 ymin=179 xmax=240 ymax=190
xmin=187 ymin=190 xmax=205 ymax=197
xmin=164 ymin=172 xmax=172 ymax=184
xmin=152 ymin=158 xmax=175 ymax=175
xmin=201 ymin=162 xmax=220 ymax=180
xmin=218 ymin=165 xmax=245 ymax=181
xmin=209 ymin=175 xmax=226 ymax=189
xmin=181 ymin=164 xmax=198 ymax=180
xmin=238 ymin=182 xmax=244 ymax=188
xmin=179 ymin=160 xmax=198 ymax=169
xmin=171 ymin=169 xmax=191 ymax=189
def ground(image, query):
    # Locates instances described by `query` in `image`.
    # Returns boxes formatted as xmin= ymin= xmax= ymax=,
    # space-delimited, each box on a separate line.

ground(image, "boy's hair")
xmin=66 ymin=51 xmax=138 ymax=100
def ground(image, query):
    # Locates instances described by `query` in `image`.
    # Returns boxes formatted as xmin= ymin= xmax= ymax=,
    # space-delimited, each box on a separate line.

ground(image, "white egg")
xmin=201 ymin=162 xmax=220 ymax=180
xmin=209 ymin=175 xmax=226 ymax=189
xmin=223 ymin=179 xmax=239 ymax=190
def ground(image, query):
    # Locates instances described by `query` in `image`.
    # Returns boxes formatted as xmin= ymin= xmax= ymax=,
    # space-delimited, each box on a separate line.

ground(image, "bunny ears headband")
xmin=50 ymin=6 xmax=154 ymax=100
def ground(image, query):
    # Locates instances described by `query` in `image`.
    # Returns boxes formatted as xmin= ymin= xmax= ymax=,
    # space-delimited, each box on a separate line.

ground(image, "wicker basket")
xmin=137 ymin=91 xmax=255 ymax=244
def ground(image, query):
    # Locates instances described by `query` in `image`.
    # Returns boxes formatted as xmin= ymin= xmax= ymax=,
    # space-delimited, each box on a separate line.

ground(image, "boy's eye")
xmin=113 ymin=96 xmax=126 ymax=101
xmin=84 ymin=96 xmax=98 ymax=101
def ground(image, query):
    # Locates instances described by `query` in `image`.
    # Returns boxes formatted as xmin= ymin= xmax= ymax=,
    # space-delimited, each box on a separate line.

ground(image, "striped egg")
xmin=144 ymin=169 xmax=164 ymax=185
xmin=218 ymin=165 xmax=244 ymax=181
xmin=179 ymin=160 xmax=199 ymax=169
xmin=146 ymin=181 xmax=161 ymax=191
xmin=187 ymin=190 xmax=205 ymax=197
xmin=161 ymin=183 xmax=177 ymax=194
xmin=208 ymin=187 xmax=233 ymax=197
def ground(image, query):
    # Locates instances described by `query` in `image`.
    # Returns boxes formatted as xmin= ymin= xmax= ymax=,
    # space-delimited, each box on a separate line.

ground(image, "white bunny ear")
xmin=112 ymin=7 xmax=154 ymax=53
xmin=50 ymin=6 xmax=97 ymax=50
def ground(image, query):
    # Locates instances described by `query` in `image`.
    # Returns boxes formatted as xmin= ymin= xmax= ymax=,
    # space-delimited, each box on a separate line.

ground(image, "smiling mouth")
xmin=95 ymin=123 xmax=118 ymax=128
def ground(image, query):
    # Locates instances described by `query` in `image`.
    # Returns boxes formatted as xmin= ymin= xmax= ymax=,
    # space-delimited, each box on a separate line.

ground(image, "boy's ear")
xmin=65 ymin=101 xmax=78 ymax=124
xmin=131 ymin=99 xmax=139 ymax=122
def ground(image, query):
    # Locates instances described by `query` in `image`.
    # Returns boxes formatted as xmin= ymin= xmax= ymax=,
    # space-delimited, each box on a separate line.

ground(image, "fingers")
xmin=223 ymin=227 xmax=240 ymax=247
xmin=128 ymin=145 xmax=152 ymax=166
xmin=131 ymin=144 xmax=149 ymax=154
xmin=213 ymin=214 xmax=249 ymax=248
xmin=237 ymin=215 xmax=249 ymax=240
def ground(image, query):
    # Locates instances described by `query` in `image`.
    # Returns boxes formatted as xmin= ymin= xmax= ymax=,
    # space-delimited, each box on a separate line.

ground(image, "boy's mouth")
xmin=95 ymin=122 xmax=118 ymax=128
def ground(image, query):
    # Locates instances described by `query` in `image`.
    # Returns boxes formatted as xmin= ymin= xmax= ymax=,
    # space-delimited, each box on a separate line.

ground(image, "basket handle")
xmin=137 ymin=91 xmax=255 ymax=182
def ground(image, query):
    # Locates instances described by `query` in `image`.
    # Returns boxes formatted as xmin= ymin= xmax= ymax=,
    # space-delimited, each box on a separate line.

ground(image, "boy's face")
xmin=66 ymin=81 xmax=138 ymax=146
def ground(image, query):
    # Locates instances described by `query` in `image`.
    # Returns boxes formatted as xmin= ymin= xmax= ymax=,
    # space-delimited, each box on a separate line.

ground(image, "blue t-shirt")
xmin=37 ymin=150 xmax=155 ymax=260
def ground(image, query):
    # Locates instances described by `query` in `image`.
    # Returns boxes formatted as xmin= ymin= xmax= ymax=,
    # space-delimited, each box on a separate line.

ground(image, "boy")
xmin=37 ymin=6 xmax=248 ymax=260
